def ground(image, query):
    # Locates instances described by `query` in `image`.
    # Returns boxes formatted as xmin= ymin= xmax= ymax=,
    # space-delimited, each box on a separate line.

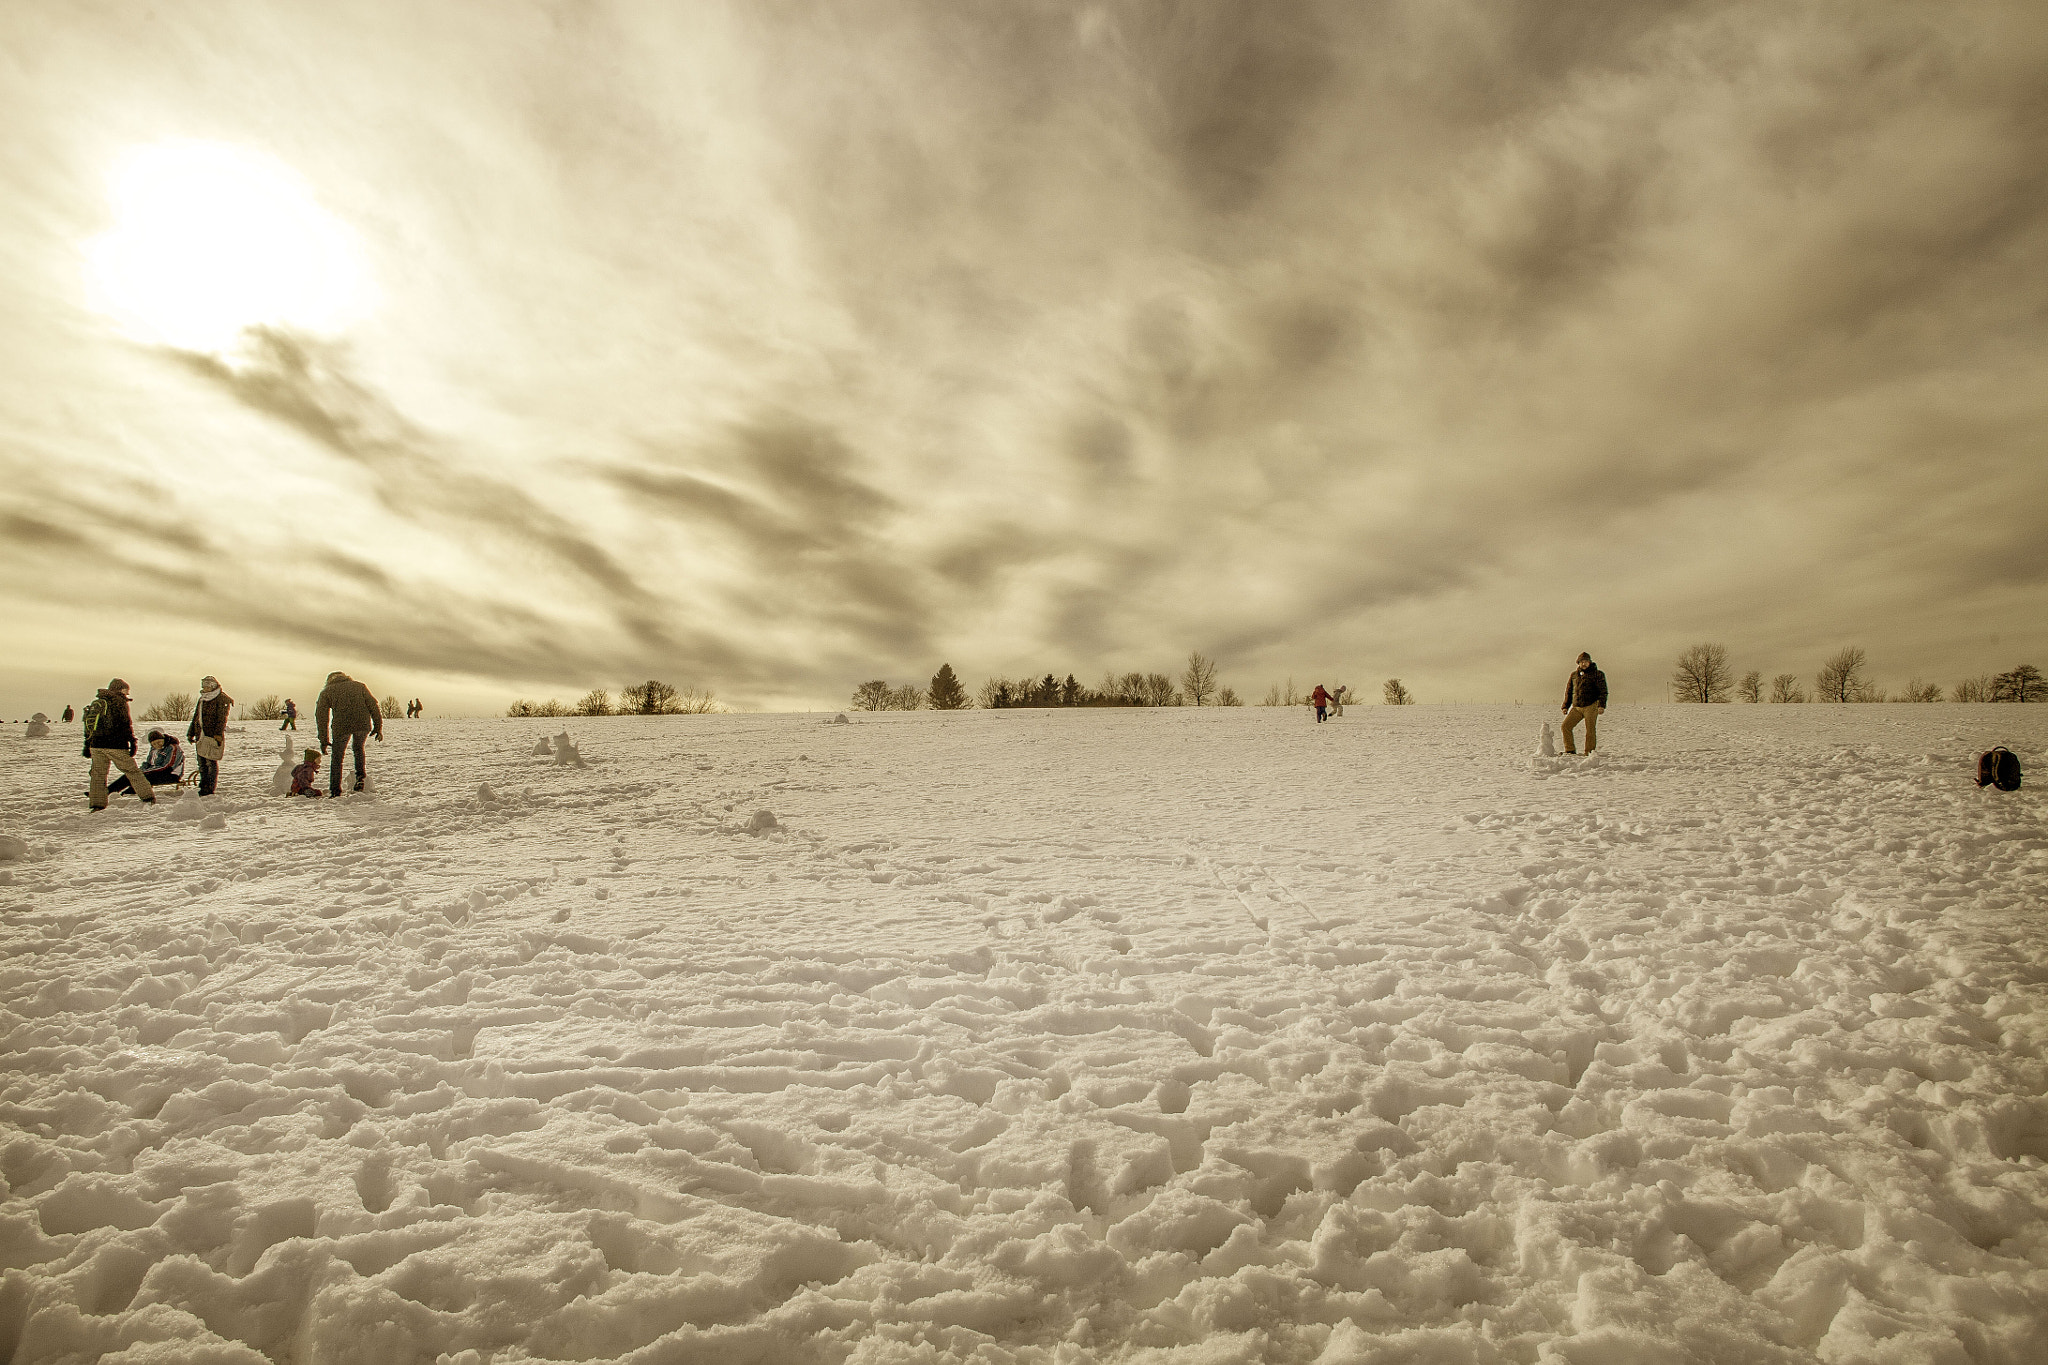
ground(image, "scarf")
xmin=200 ymin=686 xmax=222 ymax=702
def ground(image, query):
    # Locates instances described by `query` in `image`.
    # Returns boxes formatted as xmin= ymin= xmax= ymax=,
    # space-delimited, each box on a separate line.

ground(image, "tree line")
xmin=854 ymin=654 xmax=1243 ymax=711
xmin=854 ymin=656 xmax=1428 ymax=712
xmin=507 ymin=680 xmax=724 ymax=717
xmin=1671 ymin=644 xmax=2043 ymax=704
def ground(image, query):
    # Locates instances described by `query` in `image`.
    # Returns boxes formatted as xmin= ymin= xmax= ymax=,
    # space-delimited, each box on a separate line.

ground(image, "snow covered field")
xmin=1 ymin=704 xmax=2045 ymax=1364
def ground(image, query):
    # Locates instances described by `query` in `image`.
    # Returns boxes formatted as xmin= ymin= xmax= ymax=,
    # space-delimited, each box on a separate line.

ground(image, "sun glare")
xmin=85 ymin=141 xmax=372 ymax=355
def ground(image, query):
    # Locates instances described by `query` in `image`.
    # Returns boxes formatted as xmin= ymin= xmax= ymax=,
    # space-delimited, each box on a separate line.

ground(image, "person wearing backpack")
xmin=83 ymin=678 xmax=155 ymax=810
xmin=316 ymin=670 xmax=383 ymax=795
xmin=186 ymin=675 xmax=234 ymax=796
xmin=1560 ymin=652 xmax=1608 ymax=754
xmin=279 ymin=698 xmax=298 ymax=731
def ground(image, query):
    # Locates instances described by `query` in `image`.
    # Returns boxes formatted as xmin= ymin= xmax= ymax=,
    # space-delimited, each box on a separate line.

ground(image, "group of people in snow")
xmin=79 ymin=671 xmax=387 ymax=810
xmin=1310 ymin=684 xmax=1350 ymax=722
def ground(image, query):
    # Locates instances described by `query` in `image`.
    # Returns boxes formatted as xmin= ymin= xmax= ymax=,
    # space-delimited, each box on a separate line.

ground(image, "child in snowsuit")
xmin=1311 ymin=684 xmax=1331 ymax=723
xmin=288 ymin=749 xmax=324 ymax=797
xmin=110 ymin=730 xmax=184 ymax=795
xmin=280 ymin=699 xmax=298 ymax=731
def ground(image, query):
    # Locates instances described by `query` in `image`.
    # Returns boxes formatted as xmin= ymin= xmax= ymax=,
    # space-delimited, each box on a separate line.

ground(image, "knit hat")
xmin=303 ymin=748 xmax=320 ymax=762
xmin=107 ymin=678 xmax=128 ymax=693
xmin=200 ymin=675 xmax=220 ymax=690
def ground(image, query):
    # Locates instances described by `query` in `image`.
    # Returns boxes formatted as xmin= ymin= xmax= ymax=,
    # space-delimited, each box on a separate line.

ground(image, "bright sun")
xmin=85 ymin=141 xmax=372 ymax=355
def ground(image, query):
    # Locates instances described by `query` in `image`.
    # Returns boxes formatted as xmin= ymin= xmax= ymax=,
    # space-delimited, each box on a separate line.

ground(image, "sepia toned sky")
xmin=3 ymin=1 xmax=2044 ymax=716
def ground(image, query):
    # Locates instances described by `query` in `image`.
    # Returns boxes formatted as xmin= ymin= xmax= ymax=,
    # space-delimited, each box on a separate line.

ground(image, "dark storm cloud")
xmin=177 ymin=332 xmax=652 ymax=608
xmin=608 ymin=416 xmax=931 ymax=660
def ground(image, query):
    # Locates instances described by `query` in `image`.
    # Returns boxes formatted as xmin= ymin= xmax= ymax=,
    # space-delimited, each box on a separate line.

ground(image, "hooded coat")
xmin=84 ymin=688 xmax=136 ymax=755
xmin=189 ymin=692 xmax=233 ymax=742
xmin=1563 ymin=661 xmax=1609 ymax=710
xmin=316 ymin=672 xmax=383 ymax=746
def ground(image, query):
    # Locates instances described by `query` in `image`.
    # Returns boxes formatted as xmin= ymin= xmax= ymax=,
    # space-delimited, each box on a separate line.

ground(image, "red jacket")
xmin=1311 ymin=686 xmax=1330 ymax=705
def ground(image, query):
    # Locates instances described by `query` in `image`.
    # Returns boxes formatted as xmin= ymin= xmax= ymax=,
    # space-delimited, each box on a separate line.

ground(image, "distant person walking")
xmin=83 ymin=679 xmax=154 ymax=810
xmin=61 ymin=705 xmax=73 ymax=723
xmin=1560 ymin=652 xmax=1608 ymax=755
xmin=1311 ymin=684 xmax=1331 ymax=723
xmin=187 ymin=675 xmax=233 ymax=796
xmin=1330 ymin=685 xmax=1348 ymax=718
xmin=279 ymin=698 xmax=298 ymax=731
xmin=317 ymin=671 xmax=383 ymax=796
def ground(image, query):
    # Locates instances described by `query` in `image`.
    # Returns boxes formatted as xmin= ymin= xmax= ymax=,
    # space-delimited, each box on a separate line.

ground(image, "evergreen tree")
xmin=1061 ymin=674 xmax=1080 ymax=706
xmin=928 ymin=663 xmax=968 ymax=710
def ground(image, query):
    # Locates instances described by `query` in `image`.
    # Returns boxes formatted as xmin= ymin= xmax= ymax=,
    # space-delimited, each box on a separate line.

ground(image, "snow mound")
xmin=25 ymin=716 xmax=49 ymax=738
xmin=1540 ymin=720 xmax=1556 ymax=757
xmin=831 ymin=712 xmax=849 ymax=724
xmin=198 ymin=811 xmax=227 ymax=831
xmin=746 ymin=808 xmax=779 ymax=834
xmin=167 ymin=798 xmax=206 ymax=822
xmin=477 ymin=783 xmax=497 ymax=805
xmin=552 ymin=731 xmax=585 ymax=768
xmin=532 ymin=736 xmax=553 ymax=757
xmin=0 ymin=834 xmax=27 ymax=861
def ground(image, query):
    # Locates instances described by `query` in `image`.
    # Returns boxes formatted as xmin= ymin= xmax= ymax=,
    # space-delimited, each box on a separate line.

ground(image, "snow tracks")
xmin=0 ymin=706 xmax=2044 ymax=1363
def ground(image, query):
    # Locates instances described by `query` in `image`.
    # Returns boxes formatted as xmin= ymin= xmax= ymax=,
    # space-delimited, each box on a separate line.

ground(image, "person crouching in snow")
xmin=1311 ymin=683 xmax=1331 ymax=723
xmin=288 ymin=748 xmax=324 ymax=797
xmin=83 ymin=678 xmax=154 ymax=810
xmin=1560 ymin=652 xmax=1608 ymax=754
xmin=187 ymin=675 xmax=233 ymax=796
xmin=316 ymin=670 xmax=383 ymax=795
xmin=110 ymin=729 xmax=184 ymax=795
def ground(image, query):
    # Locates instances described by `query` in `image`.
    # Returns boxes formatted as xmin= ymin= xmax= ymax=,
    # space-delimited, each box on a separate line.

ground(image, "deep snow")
xmin=1 ymin=704 xmax=2045 ymax=1364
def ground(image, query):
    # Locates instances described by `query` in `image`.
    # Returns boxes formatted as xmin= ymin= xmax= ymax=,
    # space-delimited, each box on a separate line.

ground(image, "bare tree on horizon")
xmin=1181 ymin=651 xmax=1219 ymax=707
xmin=1736 ymin=670 xmax=1763 ymax=703
xmin=1814 ymin=647 xmax=1872 ymax=703
xmin=1670 ymin=643 xmax=1733 ymax=703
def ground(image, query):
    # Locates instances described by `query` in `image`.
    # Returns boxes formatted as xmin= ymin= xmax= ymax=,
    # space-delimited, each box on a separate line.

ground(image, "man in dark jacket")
xmin=1560 ymin=653 xmax=1609 ymax=754
xmin=84 ymin=678 xmax=155 ymax=809
xmin=316 ymin=670 xmax=383 ymax=795
xmin=187 ymin=675 xmax=234 ymax=796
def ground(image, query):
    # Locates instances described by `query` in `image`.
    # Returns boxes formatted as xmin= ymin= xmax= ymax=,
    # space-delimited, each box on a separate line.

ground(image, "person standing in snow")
xmin=110 ymin=729 xmax=184 ymax=795
xmin=1560 ymin=652 xmax=1608 ymax=755
xmin=1311 ymin=684 xmax=1331 ymax=723
xmin=61 ymin=704 xmax=73 ymax=723
xmin=1330 ymin=685 xmax=1348 ymax=718
xmin=279 ymin=698 xmax=298 ymax=731
xmin=187 ymin=675 xmax=234 ymax=796
xmin=316 ymin=670 xmax=383 ymax=795
xmin=83 ymin=679 xmax=155 ymax=810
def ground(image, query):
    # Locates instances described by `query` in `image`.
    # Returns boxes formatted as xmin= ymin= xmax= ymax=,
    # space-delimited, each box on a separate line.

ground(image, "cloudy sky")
xmin=3 ymin=1 xmax=2044 ymax=716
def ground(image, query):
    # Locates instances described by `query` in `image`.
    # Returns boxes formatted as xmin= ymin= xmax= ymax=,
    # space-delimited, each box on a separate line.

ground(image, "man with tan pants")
xmin=1560 ymin=652 xmax=1609 ymax=755
xmin=83 ymin=678 xmax=155 ymax=809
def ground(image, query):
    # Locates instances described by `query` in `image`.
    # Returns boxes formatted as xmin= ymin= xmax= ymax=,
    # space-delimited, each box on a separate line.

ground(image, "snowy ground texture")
xmin=2 ymin=705 xmax=2046 ymax=1365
